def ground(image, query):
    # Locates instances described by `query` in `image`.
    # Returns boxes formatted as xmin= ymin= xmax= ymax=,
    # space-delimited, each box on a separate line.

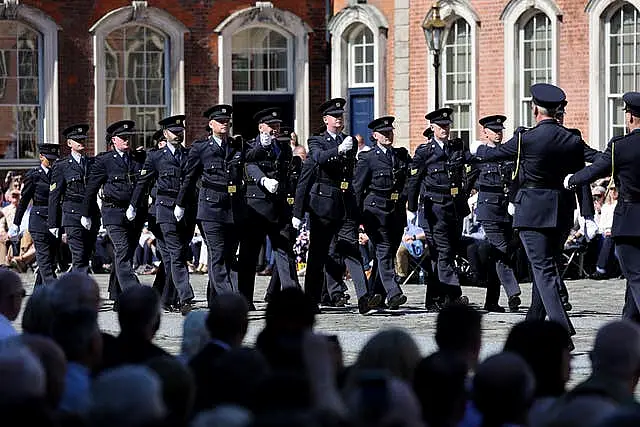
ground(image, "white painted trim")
xmin=6 ymin=3 xmax=60 ymax=146
xmin=90 ymin=4 xmax=188 ymax=153
xmin=215 ymin=6 xmax=312 ymax=143
xmin=501 ymin=0 xmax=561 ymax=137
xmin=587 ymin=0 xmax=640 ymax=149
xmin=328 ymin=4 xmax=388 ymax=122
xmin=425 ymin=1 xmax=478 ymax=141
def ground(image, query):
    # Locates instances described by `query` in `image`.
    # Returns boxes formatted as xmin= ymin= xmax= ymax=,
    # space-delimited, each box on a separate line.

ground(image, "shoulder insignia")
xmin=411 ymin=168 xmax=418 ymax=176
xmin=49 ymin=183 xmax=56 ymax=191
xmin=465 ymin=165 xmax=472 ymax=173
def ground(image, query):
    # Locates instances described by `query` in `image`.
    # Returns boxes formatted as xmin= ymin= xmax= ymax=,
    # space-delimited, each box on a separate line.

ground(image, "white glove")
xmin=292 ymin=217 xmax=302 ymax=230
xmin=260 ymin=132 xmax=272 ymax=147
xmin=407 ymin=211 xmax=417 ymax=224
xmin=174 ymin=205 xmax=185 ymax=222
xmin=126 ymin=205 xmax=136 ymax=221
xmin=337 ymin=136 xmax=353 ymax=154
xmin=81 ymin=216 xmax=92 ymax=230
xmin=563 ymin=174 xmax=574 ymax=190
xmin=507 ymin=202 xmax=516 ymax=216
xmin=49 ymin=228 xmax=59 ymax=238
xmin=261 ymin=177 xmax=279 ymax=194
xmin=583 ymin=218 xmax=599 ymax=242
xmin=8 ymin=224 xmax=19 ymax=238
xmin=469 ymin=140 xmax=483 ymax=155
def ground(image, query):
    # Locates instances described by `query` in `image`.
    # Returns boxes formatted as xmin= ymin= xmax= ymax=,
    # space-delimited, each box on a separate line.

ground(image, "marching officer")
xmin=82 ymin=120 xmax=146 ymax=300
xmin=295 ymin=97 xmax=381 ymax=314
xmin=48 ymin=124 xmax=99 ymax=273
xmin=473 ymin=115 xmax=522 ymax=312
xmin=238 ymin=114 xmax=301 ymax=307
xmin=11 ymin=143 xmax=60 ymax=285
xmin=565 ymin=91 xmax=640 ymax=323
xmin=406 ymin=107 xmax=472 ymax=311
xmin=174 ymin=105 xmax=246 ymax=300
xmin=353 ymin=116 xmax=410 ymax=309
xmin=130 ymin=115 xmax=195 ymax=315
xmin=471 ymin=83 xmax=596 ymax=345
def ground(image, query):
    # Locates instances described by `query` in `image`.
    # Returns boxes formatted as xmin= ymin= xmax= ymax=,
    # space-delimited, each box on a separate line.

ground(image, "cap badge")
xmin=335 ymin=101 xmax=340 ymax=107
xmin=77 ymin=127 xmax=82 ymax=132
xmin=443 ymin=112 xmax=448 ymax=117
xmin=123 ymin=124 xmax=128 ymax=129
xmin=221 ymin=108 xmax=227 ymax=113
xmin=384 ymin=120 xmax=388 ymax=125
xmin=497 ymin=118 xmax=502 ymax=123
xmin=272 ymin=111 xmax=277 ymax=117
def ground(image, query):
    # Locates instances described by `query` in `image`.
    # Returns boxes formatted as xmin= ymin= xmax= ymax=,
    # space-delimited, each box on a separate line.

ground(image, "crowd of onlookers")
xmin=1 ymin=269 xmax=640 ymax=427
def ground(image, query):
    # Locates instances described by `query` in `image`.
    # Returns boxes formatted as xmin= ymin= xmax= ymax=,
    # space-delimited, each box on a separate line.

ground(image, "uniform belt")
xmin=522 ymin=182 xmax=562 ymax=190
xmin=157 ymin=189 xmax=178 ymax=197
xmin=478 ymin=185 xmax=507 ymax=194
xmin=33 ymin=202 xmax=47 ymax=207
xmin=370 ymin=189 xmax=403 ymax=200
xmin=201 ymin=181 xmax=234 ymax=192
xmin=317 ymin=178 xmax=350 ymax=186
xmin=425 ymin=186 xmax=456 ymax=195
xmin=63 ymin=195 xmax=83 ymax=203
xmin=102 ymin=198 xmax=129 ymax=208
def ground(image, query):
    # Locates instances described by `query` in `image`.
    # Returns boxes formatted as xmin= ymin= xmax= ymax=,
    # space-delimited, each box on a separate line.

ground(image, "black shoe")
xmin=563 ymin=301 xmax=573 ymax=312
xmin=358 ymin=294 xmax=382 ymax=315
xmin=344 ymin=293 xmax=351 ymax=301
xmin=332 ymin=294 xmax=348 ymax=307
xmin=163 ymin=304 xmax=178 ymax=313
xmin=425 ymin=300 xmax=441 ymax=312
xmin=388 ymin=293 xmax=407 ymax=309
xmin=312 ymin=305 xmax=321 ymax=315
xmin=483 ymin=303 xmax=506 ymax=313
xmin=444 ymin=295 xmax=469 ymax=307
xmin=508 ymin=295 xmax=522 ymax=312
xmin=180 ymin=301 xmax=195 ymax=316
xmin=590 ymin=271 xmax=608 ymax=280
xmin=112 ymin=300 xmax=119 ymax=312
xmin=264 ymin=293 xmax=272 ymax=303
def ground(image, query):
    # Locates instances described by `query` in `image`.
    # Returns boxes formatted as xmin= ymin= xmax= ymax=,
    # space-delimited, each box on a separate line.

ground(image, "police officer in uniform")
xmin=473 ymin=115 xmax=522 ymax=312
xmin=294 ymin=98 xmax=381 ymax=314
xmin=130 ymin=115 xmax=195 ymax=315
xmin=406 ymin=108 xmax=472 ymax=310
xmin=11 ymin=143 xmax=60 ymax=285
xmin=238 ymin=114 xmax=301 ymax=307
xmin=565 ymin=91 xmax=640 ymax=322
xmin=175 ymin=105 xmax=245 ymax=300
xmin=471 ymin=83 xmax=596 ymax=344
xmin=48 ymin=124 xmax=99 ymax=274
xmin=353 ymin=116 xmax=410 ymax=309
xmin=82 ymin=120 xmax=146 ymax=298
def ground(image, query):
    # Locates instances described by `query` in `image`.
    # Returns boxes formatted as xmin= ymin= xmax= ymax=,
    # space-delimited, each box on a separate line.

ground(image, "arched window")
xmin=606 ymin=3 xmax=640 ymax=138
xmin=518 ymin=13 xmax=553 ymax=127
xmin=349 ymin=26 xmax=374 ymax=87
xmin=443 ymin=18 xmax=472 ymax=143
xmin=104 ymin=25 xmax=169 ymax=150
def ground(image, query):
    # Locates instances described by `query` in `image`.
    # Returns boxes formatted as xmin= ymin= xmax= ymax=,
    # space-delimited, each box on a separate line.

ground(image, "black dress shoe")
xmin=425 ymin=300 xmax=441 ymax=312
xmin=163 ymin=304 xmax=178 ymax=313
xmin=508 ymin=295 xmax=522 ymax=312
xmin=443 ymin=295 xmax=469 ymax=307
xmin=388 ymin=293 xmax=407 ymax=309
xmin=358 ymin=294 xmax=382 ymax=315
xmin=483 ymin=304 xmax=506 ymax=313
xmin=180 ymin=301 xmax=195 ymax=316
xmin=332 ymin=294 xmax=348 ymax=307
xmin=590 ymin=271 xmax=608 ymax=280
xmin=248 ymin=303 xmax=257 ymax=311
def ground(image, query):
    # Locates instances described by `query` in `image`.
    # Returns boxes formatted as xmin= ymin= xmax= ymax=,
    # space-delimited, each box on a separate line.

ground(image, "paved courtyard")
xmin=16 ymin=273 xmax=626 ymax=386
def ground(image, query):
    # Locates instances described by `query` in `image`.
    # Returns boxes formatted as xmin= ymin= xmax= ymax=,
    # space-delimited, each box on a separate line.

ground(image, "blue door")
xmin=349 ymin=87 xmax=374 ymax=146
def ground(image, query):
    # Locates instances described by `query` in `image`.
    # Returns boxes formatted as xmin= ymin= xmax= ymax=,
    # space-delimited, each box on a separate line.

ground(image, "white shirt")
xmin=71 ymin=151 xmax=82 ymax=165
xmin=434 ymin=137 xmax=445 ymax=151
xmin=166 ymin=143 xmax=176 ymax=156
xmin=600 ymin=201 xmax=617 ymax=234
xmin=377 ymin=144 xmax=388 ymax=155
xmin=114 ymin=148 xmax=127 ymax=158
xmin=41 ymin=165 xmax=49 ymax=175
xmin=0 ymin=313 xmax=17 ymax=340
xmin=212 ymin=135 xmax=223 ymax=147
xmin=327 ymin=130 xmax=338 ymax=140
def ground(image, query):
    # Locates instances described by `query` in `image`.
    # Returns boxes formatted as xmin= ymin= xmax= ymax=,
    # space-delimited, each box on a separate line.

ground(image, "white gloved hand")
xmin=49 ymin=228 xmax=59 ymax=238
xmin=337 ymin=136 xmax=353 ymax=154
xmin=469 ymin=140 xmax=483 ymax=155
xmin=260 ymin=132 xmax=272 ymax=147
xmin=8 ymin=224 xmax=19 ymax=238
xmin=583 ymin=218 xmax=599 ymax=242
xmin=261 ymin=177 xmax=279 ymax=194
xmin=174 ymin=205 xmax=185 ymax=222
xmin=126 ymin=205 xmax=136 ymax=221
xmin=80 ymin=216 xmax=92 ymax=231
xmin=407 ymin=211 xmax=417 ymax=224
xmin=292 ymin=217 xmax=302 ymax=230
xmin=507 ymin=202 xmax=516 ymax=216
xmin=563 ymin=174 xmax=574 ymax=190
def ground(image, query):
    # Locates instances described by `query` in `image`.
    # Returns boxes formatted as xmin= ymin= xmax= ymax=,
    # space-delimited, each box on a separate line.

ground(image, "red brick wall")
xmin=20 ymin=0 xmax=328 ymax=154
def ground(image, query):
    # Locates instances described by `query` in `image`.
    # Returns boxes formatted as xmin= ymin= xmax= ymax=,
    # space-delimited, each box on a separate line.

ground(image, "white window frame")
xmin=90 ymin=3 xmax=187 ymax=153
xmin=348 ymin=25 xmax=375 ymax=88
xmin=231 ymin=25 xmax=294 ymax=95
xmin=501 ymin=0 xmax=561 ymax=137
xmin=0 ymin=3 xmax=58 ymax=168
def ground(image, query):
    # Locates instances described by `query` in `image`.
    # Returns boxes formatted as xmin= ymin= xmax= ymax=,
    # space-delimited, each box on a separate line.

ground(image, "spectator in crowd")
xmin=355 ymin=133 xmax=371 ymax=160
xmin=21 ymin=286 xmax=54 ymax=336
xmin=289 ymin=131 xmax=307 ymax=160
xmin=145 ymin=355 xmax=196 ymax=427
xmin=0 ymin=189 xmax=20 ymax=265
xmin=180 ymin=310 xmax=210 ymax=363
xmin=191 ymin=405 xmax=253 ymax=427
xmin=0 ymin=269 xmax=25 ymax=339
xmin=8 ymin=229 xmax=36 ymax=273
xmin=435 ymin=304 xmax=482 ymax=371
xmin=592 ymin=186 xmax=619 ymax=280
xmin=395 ymin=210 xmax=427 ymax=282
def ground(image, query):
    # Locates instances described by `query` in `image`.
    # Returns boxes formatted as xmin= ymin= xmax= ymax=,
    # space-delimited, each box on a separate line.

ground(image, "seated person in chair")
xmin=395 ymin=210 xmax=427 ymax=283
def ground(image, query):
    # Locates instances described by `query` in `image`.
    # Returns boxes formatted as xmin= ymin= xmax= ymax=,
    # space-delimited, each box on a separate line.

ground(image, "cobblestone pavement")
xmin=16 ymin=272 xmax=625 ymax=386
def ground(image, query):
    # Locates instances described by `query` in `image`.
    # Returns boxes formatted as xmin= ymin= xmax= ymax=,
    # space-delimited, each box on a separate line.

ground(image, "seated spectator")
xmin=592 ymin=186 xmax=619 ymax=280
xmin=135 ymin=225 xmax=158 ymax=275
xmin=395 ymin=210 xmax=427 ymax=282
xmin=8 ymin=229 xmax=36 ymax=273
xmin=180 ymin=310 xmax=210 ymax=363
xmin=89 ymin=365 xmax=166 ymax=427
xmin=541 ymin=321 xmax=640 ymax=427
xmin=436 ymin=304 xmax=482 ymax=371
xmin=503 ymin=320 xmax=572 ymax=426
xmin=0 ymin=188 xmax=20 ymax=266
xmin=145 ymin=355 xmax=195 ymax=427
xmin=472 ymin=352 xmax=535 ymax=427
xmin=0 ymin=269 xmax=25 ymax=339
xmin=21 ymin=286 xmax=54 ymax=336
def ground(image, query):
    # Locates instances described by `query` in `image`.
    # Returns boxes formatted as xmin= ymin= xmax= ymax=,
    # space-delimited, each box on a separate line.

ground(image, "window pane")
xmin=355 ymin=46 xmax=363 ymax=63
xmin=443 ymin=19 xmax=472 ymax=105
xmin=365 ymin=65 xmax=374 ymax=83
xmin=232 ymin=70 xmax=248 ymax=91
xmin=232 ymin=28 xmax=290 ymax=92
xmin=622 ymin=34 xmax=634 ymax=63
xmin=365 ymin=45 xmax=374 ymax=63
xmin=364 ymin=28 xmax=373 ymax=43
xmin=355 ymin=65 xmax=363 ymax=84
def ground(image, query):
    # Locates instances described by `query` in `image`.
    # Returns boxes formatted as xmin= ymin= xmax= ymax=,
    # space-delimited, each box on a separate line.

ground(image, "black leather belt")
xmin=102 ymin=198 xmax=129 ymax=208
xmin=425 ymin=186 xmax=455 ymax=195
xmin=522 ymin=182 xmax=562 ymax=190
xmin=201 ymin=181 xmax=229 ymax=191
xmin=157 ymin=190 xmax=178 ymax=197
xmin=64 ymin=195 xmax=83 ymax=203
xmin=479 ymin=185 xmax=507 ymax=194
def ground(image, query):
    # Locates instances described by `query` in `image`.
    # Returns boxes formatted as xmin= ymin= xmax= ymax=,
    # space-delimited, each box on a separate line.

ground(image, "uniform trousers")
xmin=31 ymin=230 xmax=57 ymax=286
xmin=364 ymin=217 xmax=404 ymax=301
xmin=519 ymin=228 xmax=575 ymax=335
xmin=305 ymin=214 xmax=368 ymax=306
xmin=201 ymin=220 xmax=238 ymax=298
xmin=237 ymin=211 xmax=299 ymax=303
xmin=480 ymin=221 xmax=521 ymax=298
xmin=66 ymin=225 xmax=98 ymax=273
xmin=614 ymin=237 xmax=640 ymax=322
xmin=106 ymin=223 xmax=142 ymax=292
xmin=158 ymin=221 xmax=194 ymax=304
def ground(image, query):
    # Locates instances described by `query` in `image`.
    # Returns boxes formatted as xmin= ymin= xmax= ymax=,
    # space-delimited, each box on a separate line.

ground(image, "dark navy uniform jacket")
xmin=81 ymin=149 xmax=146 ymax=226
xmin=176 ymin=135 xmax=245 ymax=224
xmin=473 ymin=158 xmax=516 ymax=223
xmin=292 ymin=156 xmax=317 ymax=220
xmin=569 ymin=128 xmax=640 ymax=237
xmin=130 ymin=145 xmax=189 ymax=224
xmin=475 ymin=119 xmax=596 ymax=230
xmin=245 ymin=136 xmax=294 ymax=223
xmin=353 ymin=145 xmax=410 ymax=227
xmin=406 ymin=137 xmax=473 ymax=217
xmin=48 ymin=155 xmax=98 ymax=228
xmin=307 ymin=131 xmax=358 ymax=221
xmin=15 ymin=166 xmax=52 ymax=233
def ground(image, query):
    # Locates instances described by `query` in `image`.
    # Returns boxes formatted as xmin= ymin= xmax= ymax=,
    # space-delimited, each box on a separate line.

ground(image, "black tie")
xmin=79 ymin=156 xmax=85 ymax=170
xmin=175 ymin=149 xmax=181 ymax=164
xmin=123 ymin=153 xmax=129 ymax=168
